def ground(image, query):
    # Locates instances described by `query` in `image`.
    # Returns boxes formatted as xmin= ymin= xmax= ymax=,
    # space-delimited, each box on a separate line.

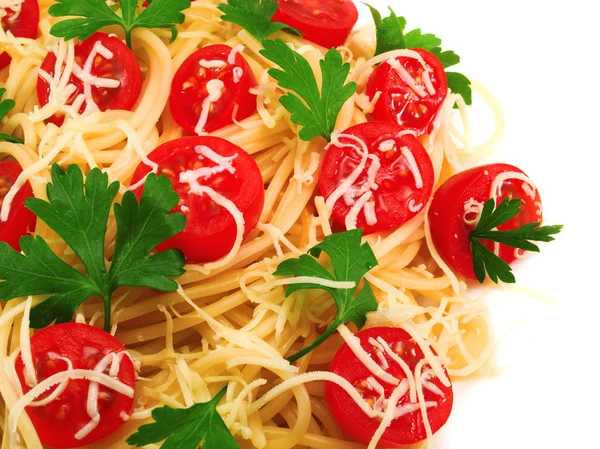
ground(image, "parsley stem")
xmin=287 ymin=322 xmax=339 ymax=364
xmin=103 ymin=295 xmax=112 ymax=333
xmin=125 ymin=30 xmax=133 ymax=50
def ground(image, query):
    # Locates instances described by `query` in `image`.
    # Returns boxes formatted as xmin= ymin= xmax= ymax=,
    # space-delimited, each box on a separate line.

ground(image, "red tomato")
xmin=429 ymin=163 xmax=543 ymax=280
xmin=326 ymin=327 xmax=453 ymax=447
xmin=130 ymin=136 xmax=264 ymax=263
xmin=366 ymin=49 xmax=448 ymax=137
xmin=169 ymin=44 xmax=257 ymax=134
xmin=0 ymin=0 xmax=39 ymax=70
xmin=0 ymin=161 xmax=36 ymax=251
xmin=37 ymin=32 xmax=142 ymax=126
xmin=14 ymin=323 xmax=136 ymax=448
xmin=319 ymin=122 xmax=434 ymax=234
xmin=272 ymin=0 xmax=358 ymax=48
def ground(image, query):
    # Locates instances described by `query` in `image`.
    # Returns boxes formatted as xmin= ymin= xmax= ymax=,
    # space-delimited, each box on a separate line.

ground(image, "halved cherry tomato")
xmin=0 ymin=161 xmax=36 ymax=250
xmin=15 ymin=323 xmax=136 ymax=449
xmin=429 ymin=163 xmax=543 ymax=280
xmin=366 ymin=48 xmax=448 ymax=137
xmin=0 ymin=0 xmax=39 ymax=70
xmin=169 ymin=44 xmax=257 ymax=134
xmin=272 ymin=0 xmax=358 ymax=48
xmin=130 ymin=136 xmax=264 ymax=263
xmin=319 ymin=122 xmax=434 ymax=234
xmin=326 ymin=326 xmax=453 ymax=447
xmin=37 ymin=32 xmax=142 ymax=126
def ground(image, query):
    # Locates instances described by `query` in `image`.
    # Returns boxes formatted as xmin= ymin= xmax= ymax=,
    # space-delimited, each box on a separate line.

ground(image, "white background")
xmin=357 ymin=1 xmax=600 ymax=447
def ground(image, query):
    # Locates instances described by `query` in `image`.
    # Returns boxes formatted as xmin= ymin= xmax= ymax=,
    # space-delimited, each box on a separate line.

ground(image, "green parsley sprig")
xmin=218 ymin=0 xmax=300 ymax=43
xmin=260 ymin=39 xmax=357 ymax=142
xmin=127 ymin=388 xmax=240 ymax=449
xmin=367 ymin=5 xmax=472 ymax=105
xmin=0 ymin=88 xmax=23 ymax=144
xmin=470 ymin=198 xmax=563 ymax=284
xmin=274 ymin=229 xmax=378 ymax=363
xmin=0 ymin=164 xmax=186 ymax=331
xmin=49 ymin=0 xmax=191 ymax=49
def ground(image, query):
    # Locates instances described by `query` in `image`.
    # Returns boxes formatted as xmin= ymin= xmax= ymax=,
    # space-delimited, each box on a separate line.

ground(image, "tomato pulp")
xmin=320 ymin=122 xmax=434 ymax=234
xmin=272 ymin=0 xmax=359 ymax=48
xmin=0 ymin=161 xmax=36 ymax=250
xmin=326 ymin=326 xmax=453 ymax=447
xmin=0 ymin=0 xmax=39 ymax=70
xmin=429 ymin=163 xmax=543 ymax=280
xmin=15 ymin=323 xmax=136 ymax=448
xmin=130 ymin=136 xmax=264 ymax=263
xmin=37 ymin=32 xmax=142 ymax=126
xmin=367 ymin=48 xmax=448 ymax=136
xmin=170 ymin=44 xmax=257 ymax=134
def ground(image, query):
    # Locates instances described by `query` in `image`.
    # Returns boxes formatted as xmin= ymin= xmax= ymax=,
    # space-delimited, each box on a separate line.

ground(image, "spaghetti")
xmin=0 ymin=1 xmax=515 ymax=448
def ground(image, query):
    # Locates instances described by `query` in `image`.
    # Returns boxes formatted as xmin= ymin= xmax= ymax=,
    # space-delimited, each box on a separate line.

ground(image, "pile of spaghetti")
xmin=0 ymin=1 xmax=553 ymax=449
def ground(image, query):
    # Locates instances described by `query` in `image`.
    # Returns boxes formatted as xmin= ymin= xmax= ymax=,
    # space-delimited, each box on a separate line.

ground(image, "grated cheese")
xmin=194 ymin=79 xmax=225 ymax=135
xmin=400 ymin=146 xmax=423 ymax=189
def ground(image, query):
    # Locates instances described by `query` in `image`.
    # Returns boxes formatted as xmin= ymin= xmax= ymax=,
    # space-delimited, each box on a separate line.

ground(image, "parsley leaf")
xmin=0 ymin=88 xmax=23 ymax=144
xmin=49 ymin=0 xmax=191 ymax=49
xmin=260 ymin=39 xmax=356 ymax=142
xmin=127 ymin=388 xmax=240 ymax=449
xmin=0 ymin=164 xmax=185 ymax=331
xmin=367 ymin=5 xmax=472 ymax=105
xmin=218 ymin=0 xmax=300 ymax=43
xmin=469 ymin=198 xmax=563 ymax=284
xmin=274 ymin=229 xmax=378 ymax=363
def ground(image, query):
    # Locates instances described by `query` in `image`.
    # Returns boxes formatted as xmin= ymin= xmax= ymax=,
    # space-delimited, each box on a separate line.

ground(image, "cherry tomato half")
xmin=367 ymin=48 xmax=448 ymax=137
xmin=0 ymin=0 xmax=39 ymax=70
xmin=326 ymin=326 xmax=453 ymax=447
xmin=169 ymin=44 xmax=257 ymax=134
xmin=0 ymin=161 xmax=36 ymax=250
xmin=320 ymin=122 xmax=434 ymax=234
xmin=130 ymin=136 xmax=264 ymax=263
xmin=429 ymin=163 xmax=543 ymax=280
xmin=272 ymin=0 xmax=359 ymax=48
xmin=15 ymin=323 xmax=136 ymax=448
xmin=37 ymin=32 xmax=142 ymax=126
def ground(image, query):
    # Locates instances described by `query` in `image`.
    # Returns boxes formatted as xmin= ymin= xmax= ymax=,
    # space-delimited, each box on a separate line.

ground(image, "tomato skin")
xmin=130 ymin=136 xmax=264 ymax=263
xmin=169 ymin=44 xmax=257 ymax=134
xmin=326 ymin=327 xmax=453 ymax=447
xmin=37 ymin=33 xmax=142 ymax=126
xmin=429 ymin=163 xmax=543 ymax=280
xmin=366 ymin=49 xmax=448 ymax=137
xmin=0 ymin=161 xmax=36 ymax=251
xmin=0 ymin=0 xmax=39 ymax=70
xmin=14 ymin=323 xmax=136 ymax=449
xmin=319 ymin=122 xmax=434 ymax=234
xmin=272 ymin=0 xmax=358 ymax=48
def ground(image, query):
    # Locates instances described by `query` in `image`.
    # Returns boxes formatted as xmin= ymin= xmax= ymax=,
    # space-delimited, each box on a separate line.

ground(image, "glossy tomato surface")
xmin=320 ymin=122 xmax=434 ymax=234
xmin=0 ymin=0 xmax=39 ymax=69
xmin=130 ymin=136 xmax=264 ymax=263
xmin=0 ymin=161 xmax=36 ymax=250
xmin=37 ymin=33 xmax=142 ymax=125
xmin=326 ymin=326 xmax=453 ymax=447
xmin=15 ymin=323 xmax=136 ymax=448
xmin=170 ymin=44 xmax=257 ymax=134
xmin=429 ymin=163 xmax=543 ymax=280
xmin=367 ymin=48 xmax=448 ymax=136
xmin=273 ymin=0 xmax=359 ymax=48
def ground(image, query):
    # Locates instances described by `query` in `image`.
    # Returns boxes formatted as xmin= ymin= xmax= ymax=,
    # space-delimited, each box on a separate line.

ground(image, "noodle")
xmin=0 ymin=1 xmax=502 ymax=448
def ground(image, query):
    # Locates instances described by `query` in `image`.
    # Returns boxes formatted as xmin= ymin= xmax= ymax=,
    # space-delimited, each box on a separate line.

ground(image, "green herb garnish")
xmin=49 ymin=0 xmax=191 ymax=49
xmin=470 ymin=198 xmax=563 ymax=284
xmin=367 ymin=5 xmax=472 ymax=105
xmin=274 ymin=229 xmax=378 ymax=363
xmin=127 ymin=388 xmax=240 ymax=449
xmin=0 ymin=164 xmax=186 ymax=331
xmin=260 ymin=39 xmax=356 ymax=142
xmin=218 ymin=0 xmax=300 ymax=43
xmin=0 ymin=88 xmax=23 ymax=144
